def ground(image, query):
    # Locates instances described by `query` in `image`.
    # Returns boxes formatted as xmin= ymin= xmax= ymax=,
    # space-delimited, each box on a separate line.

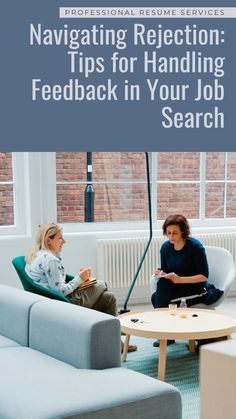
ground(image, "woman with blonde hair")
xmin=25 ymin=223 xmax=137 ymax=352
xmin=25 ymin=223 xmax=116 ymax=313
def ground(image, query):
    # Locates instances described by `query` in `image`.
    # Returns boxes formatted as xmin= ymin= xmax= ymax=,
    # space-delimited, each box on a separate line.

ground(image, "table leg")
xmin=158 ymin=339 xmax=167 ymax=381
xmin=121 ymin=334 xmax=130 ymax=362
xmin=189 ymin=340 xmax=196 ymax=353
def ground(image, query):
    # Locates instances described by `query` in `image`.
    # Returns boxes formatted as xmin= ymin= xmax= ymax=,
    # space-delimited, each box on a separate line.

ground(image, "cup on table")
xmin=168 ymin=303 xmax=177 ymax=315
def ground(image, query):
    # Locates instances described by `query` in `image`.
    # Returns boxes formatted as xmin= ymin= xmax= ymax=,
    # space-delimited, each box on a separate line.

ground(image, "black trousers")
xmin=151 ymin=277 xmax=206 ymax=308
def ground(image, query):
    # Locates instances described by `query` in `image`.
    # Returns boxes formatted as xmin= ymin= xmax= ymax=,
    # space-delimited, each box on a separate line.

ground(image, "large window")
xmin=206 ymin=152 xmax=236 ymax=218
xmin=0 ymin=152 xmax=31 ymax=235
xmin=0 ymin=152 xmax=236 ymax=233
xmin=56 ymin=152 xmax=148 ymax=223
xmin=56 ymin=152 xmax=236 ymax=225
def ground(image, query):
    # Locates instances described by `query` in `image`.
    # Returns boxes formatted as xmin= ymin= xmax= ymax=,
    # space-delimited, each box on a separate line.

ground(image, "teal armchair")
xmin=12 ymin=256 xmax=71 ymax=303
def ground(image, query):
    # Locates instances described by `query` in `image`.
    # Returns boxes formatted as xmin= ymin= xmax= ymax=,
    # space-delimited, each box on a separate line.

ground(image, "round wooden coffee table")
xmin=119 ymin=308 xmax=236 ymax=381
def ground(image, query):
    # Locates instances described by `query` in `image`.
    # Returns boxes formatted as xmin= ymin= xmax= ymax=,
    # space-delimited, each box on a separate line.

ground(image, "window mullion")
xmin=199 ymin=152 xmax=206 ymax=220
xmin=151 ymin=152 xmax=157 ymax=225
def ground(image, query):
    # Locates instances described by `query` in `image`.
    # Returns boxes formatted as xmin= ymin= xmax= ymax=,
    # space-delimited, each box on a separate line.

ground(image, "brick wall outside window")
xmin=56 ymin=152 xmax=147 ymax=223
xmin=157 ymin=183 xmax=200 ymax=220
xmin=56 ymin=152 xmax=236 ymax=223
xmin=156 ymin=152 xmax=200 ymax=219
xmin=1 ymin=152 xmax=235 ymax=227
xmin=157 ymin=152 xmax=200 ymax=181
xmin=205 ymin=152 xmax=236 ymax=218
xmin=0 ymin=153 xmax=14 ymax=226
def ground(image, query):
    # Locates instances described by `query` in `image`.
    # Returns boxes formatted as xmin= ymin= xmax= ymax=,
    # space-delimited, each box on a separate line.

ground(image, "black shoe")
xmin=153 ymin=339 xmax=175 ymax=347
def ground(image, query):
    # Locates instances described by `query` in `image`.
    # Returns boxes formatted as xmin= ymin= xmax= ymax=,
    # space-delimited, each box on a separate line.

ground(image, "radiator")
xmin=97 ymin=233 xmax=236 ymax=302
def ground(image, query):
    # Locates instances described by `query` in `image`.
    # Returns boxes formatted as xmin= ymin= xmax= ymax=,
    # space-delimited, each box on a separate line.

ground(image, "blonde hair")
xmin=25 ymin=223 xmax=62 ymax=263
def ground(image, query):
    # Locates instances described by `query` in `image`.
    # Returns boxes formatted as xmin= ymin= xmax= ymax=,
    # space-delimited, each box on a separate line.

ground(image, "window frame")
xmin=57 ymin=151 xmax=236 ymax=232
xmin=0 ymin=153 xmax=31 ymax=236
xmin=1 ymin=151 xmax=236 ymax=239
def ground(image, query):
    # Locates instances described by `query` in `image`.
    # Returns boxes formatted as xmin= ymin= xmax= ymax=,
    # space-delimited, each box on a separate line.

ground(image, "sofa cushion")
xmin=0 ymin=335 xmax=21 ymax=349
xmin=0 ymin=347 xmax=182 ymax=419
xmin=0 ymin=285 xmax=47 ymax=346
xmin=29 ymin=299 xmax=121 ymax=369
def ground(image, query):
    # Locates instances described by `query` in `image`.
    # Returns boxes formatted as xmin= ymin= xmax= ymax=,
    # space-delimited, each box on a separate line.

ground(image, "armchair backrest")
xmin=12 ymin=256 xmax=71 ymax=303
xmin=205 ymin=246 xmax=235 ymax=298
xmin=150 ymin=245 xmax=235 ymax=307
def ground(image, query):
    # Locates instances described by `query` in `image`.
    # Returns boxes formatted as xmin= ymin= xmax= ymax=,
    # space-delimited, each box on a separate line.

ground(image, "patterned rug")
xmin=123 ymin=337 xmax=199 ymax=419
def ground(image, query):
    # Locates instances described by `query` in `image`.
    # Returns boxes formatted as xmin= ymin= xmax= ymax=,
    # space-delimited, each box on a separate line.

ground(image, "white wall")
xmin=2 ymin=226 xmax=236 ymax=306
xmin=0 ymin=226 xmax=150 ymax=286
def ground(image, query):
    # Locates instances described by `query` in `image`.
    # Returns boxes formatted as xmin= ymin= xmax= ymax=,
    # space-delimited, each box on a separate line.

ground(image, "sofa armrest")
xmin=0 ymin=284 xmax=47 ymax=346
xmin=29 ymin=299 xmax=121 ymax=369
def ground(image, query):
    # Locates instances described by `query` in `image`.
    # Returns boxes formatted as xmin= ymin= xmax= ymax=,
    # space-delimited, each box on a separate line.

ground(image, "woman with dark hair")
xmin=151 ymin=214 xmax=222 ymax=309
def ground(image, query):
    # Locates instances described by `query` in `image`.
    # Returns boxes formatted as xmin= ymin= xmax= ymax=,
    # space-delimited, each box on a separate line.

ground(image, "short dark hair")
xmin=162 ymin=214 xmax=190 ymax=240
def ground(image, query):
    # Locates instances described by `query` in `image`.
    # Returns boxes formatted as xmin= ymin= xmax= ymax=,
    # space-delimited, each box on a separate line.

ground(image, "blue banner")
xmin=1 ymin=0 xmax=236 ymax=150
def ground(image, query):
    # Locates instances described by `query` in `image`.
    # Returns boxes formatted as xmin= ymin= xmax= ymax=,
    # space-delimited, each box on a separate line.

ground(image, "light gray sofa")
xmin=0 ymin=284 xmax=182 ymax=419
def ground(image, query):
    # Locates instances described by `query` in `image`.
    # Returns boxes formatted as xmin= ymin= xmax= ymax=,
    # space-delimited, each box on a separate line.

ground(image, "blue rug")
xmin=123 ymin=337 xmax=199 ymax=419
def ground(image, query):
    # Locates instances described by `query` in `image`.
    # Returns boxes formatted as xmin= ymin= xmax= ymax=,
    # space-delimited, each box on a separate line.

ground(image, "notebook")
xmin=78 ymin=278 xmax=97 ymax=290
